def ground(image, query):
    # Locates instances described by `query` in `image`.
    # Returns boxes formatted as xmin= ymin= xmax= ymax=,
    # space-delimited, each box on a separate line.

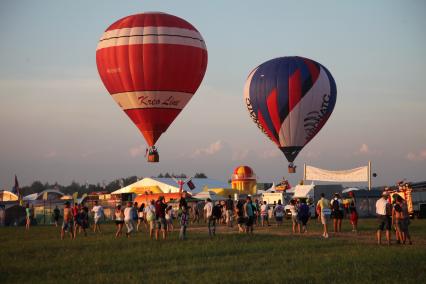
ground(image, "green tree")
xmin=194 ymin=173 xmax=208 ymax=178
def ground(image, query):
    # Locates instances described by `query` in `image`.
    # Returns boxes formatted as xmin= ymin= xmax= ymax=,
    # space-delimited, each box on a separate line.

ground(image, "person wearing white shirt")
xmin=273 ymin=200 xmax=285 ymax=226
xmin=376 ymin=191 xmax=391 ymax=245
xmin=204 ymin=198 xmax=214 ymax=237
xmin=144 ymin=200 xmax=156 ymax=239
xmin=91 ymin=201 xmax=104 ymax=233
xmin=124 ymin=201 xmax=135 ymax=237
xmin=289 ymin=200 xmax=300 ymax=234
xmin=260 ymin=201 xmax=270 ymax=227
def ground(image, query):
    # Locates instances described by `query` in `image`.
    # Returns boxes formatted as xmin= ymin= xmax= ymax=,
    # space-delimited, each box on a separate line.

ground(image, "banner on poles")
xmin=305 ymin=165 xmax=369 ymax=182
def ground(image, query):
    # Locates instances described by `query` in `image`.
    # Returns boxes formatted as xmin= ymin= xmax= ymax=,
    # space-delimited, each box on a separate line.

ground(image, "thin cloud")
xmin=258 ymin=148 xmax=281 ymax=159
xmin=191 ymin=140 xmax=224 ymax=158
xmin=129 ymin=145 xmax=145 ymax=157
xmin=232 ymin=149 xmax=249 ymax=161
xmin=44 ymin=150 xmax=57 ymax=159
xmin=406 ymin=149 xmax=426 ymax=161
xmin=301 ymin=151 xmax=321 ymax=159
xmin=359 ymin=143 xmax=369 ymax=153
xmin=354 ymin=143 xmax=381 ymax=156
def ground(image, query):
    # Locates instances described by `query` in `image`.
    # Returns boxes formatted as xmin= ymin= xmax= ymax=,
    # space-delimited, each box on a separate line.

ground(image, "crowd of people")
xmin=22 ymin=189 xmax=414 ymax=245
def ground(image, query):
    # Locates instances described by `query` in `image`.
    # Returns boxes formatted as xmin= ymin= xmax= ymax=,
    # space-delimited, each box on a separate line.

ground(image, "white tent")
xmin=112 ymin=177 xmax=229 ymax=195
xmin=265 ymin=182 xmax=276 ymax=192
xmin=342 ymin=187 xmax=361 ymax=194
xmin=293 ymin=184 xmax=315 ymax=199
xmin=0 ymin=190 xmax=19 ymax=201
xmin=193 ymin=191 xmax=224 ymax=201
xmin=22 ymin=189 xmax=65 ymax=201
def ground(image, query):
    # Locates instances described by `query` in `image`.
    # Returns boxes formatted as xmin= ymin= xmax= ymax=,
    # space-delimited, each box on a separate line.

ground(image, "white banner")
xmin=305 ymin=165 xmax=369 ymax=182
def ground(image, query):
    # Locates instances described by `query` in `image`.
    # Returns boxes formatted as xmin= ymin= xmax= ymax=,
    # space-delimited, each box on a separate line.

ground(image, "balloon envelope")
xmin=244 ymin=56 xmax=337 ymax=163
xmin=96 ymin=12 xmax=208 ymax=146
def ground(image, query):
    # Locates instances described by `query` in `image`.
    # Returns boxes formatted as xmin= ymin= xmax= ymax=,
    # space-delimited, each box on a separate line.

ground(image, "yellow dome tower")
xmin=231 ymin=165 xmax=257 ymax=195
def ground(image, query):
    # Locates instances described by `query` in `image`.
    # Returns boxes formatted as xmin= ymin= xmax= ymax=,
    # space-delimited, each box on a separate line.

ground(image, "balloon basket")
xmin=147 ymin=152 xmax=159 ymax=163
xmin=288 ymin=165 xmax=296 ymax=173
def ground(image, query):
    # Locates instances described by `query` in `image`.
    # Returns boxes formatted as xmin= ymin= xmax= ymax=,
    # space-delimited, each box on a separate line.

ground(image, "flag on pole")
xmin=187 ymin=179 xmax=196 ymax=190
xmin=11 ymin=175 xmax=20 ymax=197
xmin=42 ymin=191 xmax=48 ymax=201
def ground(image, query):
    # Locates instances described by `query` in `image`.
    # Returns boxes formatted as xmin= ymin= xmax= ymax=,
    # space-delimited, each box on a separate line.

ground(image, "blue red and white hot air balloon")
xmin=96 ymin=12 xmax=208 ymax=162
xmin=244 ymin=56 xmax=337 ymax=173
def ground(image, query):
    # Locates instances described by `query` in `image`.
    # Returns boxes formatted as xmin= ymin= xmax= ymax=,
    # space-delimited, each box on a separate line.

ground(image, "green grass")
xmin=0 ymin=219 xmax=425 ymax=283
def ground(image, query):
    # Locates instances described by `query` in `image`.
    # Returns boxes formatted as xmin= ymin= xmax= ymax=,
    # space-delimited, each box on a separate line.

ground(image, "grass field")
xmin=0 ymin=218 xmax=425 ymax=283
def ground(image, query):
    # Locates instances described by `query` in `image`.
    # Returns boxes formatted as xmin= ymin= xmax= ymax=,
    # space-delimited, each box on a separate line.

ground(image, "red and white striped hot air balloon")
xmin=96 ymin=12 xmax=208 ymax=162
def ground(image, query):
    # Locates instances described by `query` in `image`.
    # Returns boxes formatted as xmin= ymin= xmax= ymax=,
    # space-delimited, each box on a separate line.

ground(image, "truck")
xmin=261 ymin=192 xmax=285 ymax=206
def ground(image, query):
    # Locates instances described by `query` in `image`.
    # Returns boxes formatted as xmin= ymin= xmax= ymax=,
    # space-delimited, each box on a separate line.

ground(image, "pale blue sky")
xmin=0 ymin=0 xmax=425 ymax=189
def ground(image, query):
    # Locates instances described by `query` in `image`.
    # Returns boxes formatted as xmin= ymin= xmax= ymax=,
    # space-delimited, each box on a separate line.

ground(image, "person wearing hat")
xmin=376 ymin=191 xmax=392 ymax=245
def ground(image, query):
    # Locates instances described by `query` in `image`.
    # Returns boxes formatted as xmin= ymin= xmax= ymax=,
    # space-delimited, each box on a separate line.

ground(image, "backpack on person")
xmin=332 ymin=199 xmax=340 ymax=212
xmin=146 ymin=206 xmax=155 ymax=222
xmin=212 ymin=204 xmax=222 ymax=219
xmin=298 ymin=204 xmax=309 ymax=218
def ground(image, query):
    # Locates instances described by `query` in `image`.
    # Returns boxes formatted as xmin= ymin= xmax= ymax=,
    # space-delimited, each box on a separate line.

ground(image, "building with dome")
xmin=231 ymin=166 xmax=257 ymax=195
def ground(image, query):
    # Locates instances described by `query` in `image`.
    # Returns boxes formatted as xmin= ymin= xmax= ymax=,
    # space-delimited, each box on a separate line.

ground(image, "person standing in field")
xmin=165 ymin=205 xmax=174 ymax=232
xmin=225 ymin=195 xmax=234 ymax=227
xmin=137 ymin=203 xmax=146 ymax=231
xmin=61 ymin=201 xmax=74 ymax=240
xmin=235 ymin=199 xmax=246 ymax=233
xmin=400 ymin=196 xmax=412 ymax=245
xmin=252 ymin=199 xmax=260 ymax=226
xmin=82 ymin=204 xmax=90 ymax=233
xmin=124 ymin=201 xmax=135 ymax=238
xmin=376 ymin=191 xmax=392 ymax=245
xmin=179 ymin=205 xmax=189 ymax=240
xmin=25 ymin=203 xmax=31 ymax=230
xmin=204 ymin=198 xmax=215 ymax=237
xmin=317 ymin=193 xmax=331 ymax=238
xmin=144 ymin=200 xmax=156 ymax=240
xmin=392 ymin=195 xmax=412 ymax=245
xmin=91 ymin=201 xmax=104 ymax=233
xmin=348 ymin=191 xmax=358 ymax=232
xmin=132 ymin=202 xmax=139 ymax=232
xmin=260 ymin=201 xmax=270 ymax=227
xmin=297 ymin=199 xmax=310 ymax=233
xmin=53 ymin=205 xmax=60 ymax=227
xmin=30 ymin=204 xmax=35 ymax=224
xmin=76 ymin=205 xmax=88 ymax=237
xmin=114 ymin=204 xmax=125 ymax=238
xmin=192 ymin=202 xmax=200 ymax=224
xmin=155 ymin=196 xmax=168 ymax=240
xmin=213 ymin=201 xmax=223 ymax=228
xmin=330 ymin=193 xmax=343 ymax=233
xmin=244 ymin=196 xmax=255 ymax=234
xmin=273 ymin=200 xmax=284 ymax=227
xmin=72 ymin=203 xmax=79 ymax=233
xmin=289 ymin=199 xmax=300 ymax=234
